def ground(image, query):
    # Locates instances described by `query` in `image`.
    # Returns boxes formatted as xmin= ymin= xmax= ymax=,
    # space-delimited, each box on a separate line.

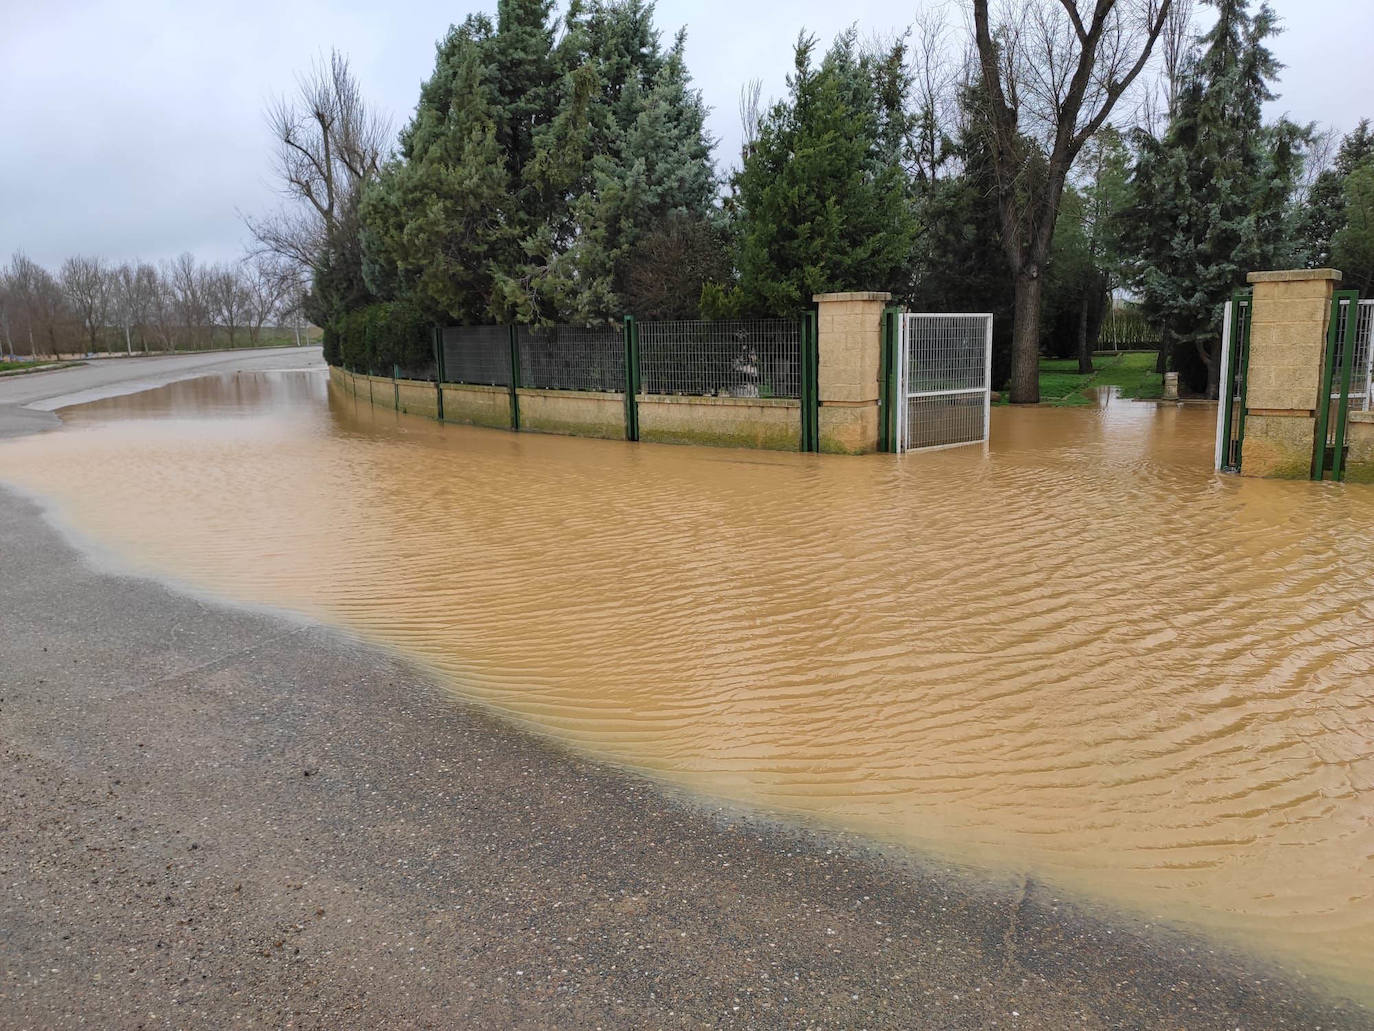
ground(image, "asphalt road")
xmin=0 ymin=347 xmax=323 ymax=437
xmin=0 ymin=358 xmax=1369 ymax=1029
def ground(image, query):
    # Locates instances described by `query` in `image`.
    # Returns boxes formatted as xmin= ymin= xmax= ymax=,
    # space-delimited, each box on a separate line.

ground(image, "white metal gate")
xmin=896 ymin=313 xmax=994 ymax=452
xmin=1334 ymin=298 xmax=1374 ymax=411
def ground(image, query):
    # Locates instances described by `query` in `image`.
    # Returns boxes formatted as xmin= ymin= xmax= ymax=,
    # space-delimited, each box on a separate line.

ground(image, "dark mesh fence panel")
xmin=517 ymin=324 xmax=625 ymax=392
xmin=441 ymin=326 xmax=511 ymax=386
xmin=394 ymin=353 xmax=438 ymax=382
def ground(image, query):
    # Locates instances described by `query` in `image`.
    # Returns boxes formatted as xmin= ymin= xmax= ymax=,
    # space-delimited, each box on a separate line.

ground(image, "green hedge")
xmin=332 ymin=301 xmax=431 ymax=374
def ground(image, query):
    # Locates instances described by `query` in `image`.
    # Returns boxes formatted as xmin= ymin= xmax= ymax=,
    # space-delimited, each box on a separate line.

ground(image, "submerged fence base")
xmin=330 ymin=367 xmax=805 ymax=451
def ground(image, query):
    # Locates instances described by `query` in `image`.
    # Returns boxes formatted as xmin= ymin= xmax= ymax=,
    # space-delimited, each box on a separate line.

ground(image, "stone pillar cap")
xmin=812 ymin=291 xmax=892 ymax=302
xmin=1246 ymin=268 xmax=1342 ymax=283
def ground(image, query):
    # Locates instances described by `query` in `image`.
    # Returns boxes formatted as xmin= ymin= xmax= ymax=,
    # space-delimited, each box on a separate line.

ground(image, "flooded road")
xmin=3 ymin=369 xmax=1373 ymax=996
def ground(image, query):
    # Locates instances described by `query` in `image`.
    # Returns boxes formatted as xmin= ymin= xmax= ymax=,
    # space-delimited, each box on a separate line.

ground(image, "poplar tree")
xmin=1125 ymin=0 xmax=1304 ymax=396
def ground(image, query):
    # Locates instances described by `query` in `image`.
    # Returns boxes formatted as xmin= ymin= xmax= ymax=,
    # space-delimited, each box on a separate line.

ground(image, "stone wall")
xmin=637 ymin=395 xmax=801 ymax=450
xmin=1347 ymin=412 xmax=1374 ymax=484
xmin=517 ymin=388 xmax=624 ymax=440
xmin=330 ymin=371 xmax=806 ymax=452
xmin=442 ymin=384 xmax=511 ymax=429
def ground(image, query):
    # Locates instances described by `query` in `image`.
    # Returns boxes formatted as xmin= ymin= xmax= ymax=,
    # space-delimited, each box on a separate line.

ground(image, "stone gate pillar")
xmin=813 ymin=291 xmax=889 ymax=454
xmin=1241 ymin=269 xmax=1342 ymax=478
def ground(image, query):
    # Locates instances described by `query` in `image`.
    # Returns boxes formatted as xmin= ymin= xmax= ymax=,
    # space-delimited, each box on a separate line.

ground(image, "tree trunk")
xmin=1194 ymin=338 xmax=1220 ymax=399
xmin=1155 ymin=332 xmax=1169 ymax=374
xmin=1009 ymin=272 xmax=1043 ymax=404
xmin=1076 ymin=293 xmax=1093 ymax=374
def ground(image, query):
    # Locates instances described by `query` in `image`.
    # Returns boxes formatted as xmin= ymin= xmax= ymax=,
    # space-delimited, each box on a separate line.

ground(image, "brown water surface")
xmin=3 ymin=370 xmax=1373 ymax=994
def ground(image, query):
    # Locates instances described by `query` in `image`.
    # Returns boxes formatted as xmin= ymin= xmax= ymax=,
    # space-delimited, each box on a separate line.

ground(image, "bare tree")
xmin=1157 ymin=0 xmax=1194 ymax=120
xmin=910 ymin=6 xmax=962 ymax=182
xmin=60 ymin=255 xmax=109 ymax=354
xmin=246 ymin=50 xmax=388 ymax=287
xmin=204 ymin=264 xmax=252 ymax=349
xmin=738 ymin=78 xmax=764 ymax=163
xmin=244 ymin=255 xmax=297 ymax=344
xmin=163 ymin=253 xmax=211 ymax=350
xmin=6 ymin=253 xmax=70 ymax=359
xmin=108 ymin=263 xmax=139 ymax=353
xmin=972 ymin=0 xmax=1173 ymax=403
xmin=107 ymin=262 xmax=162 ymax=354
xmin=147 ymin=265 xmax=178 ymax=352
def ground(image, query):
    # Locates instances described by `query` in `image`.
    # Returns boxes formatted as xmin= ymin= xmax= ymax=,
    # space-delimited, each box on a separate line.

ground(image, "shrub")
xmin=330 ymin=301 xmax=431 ymax=374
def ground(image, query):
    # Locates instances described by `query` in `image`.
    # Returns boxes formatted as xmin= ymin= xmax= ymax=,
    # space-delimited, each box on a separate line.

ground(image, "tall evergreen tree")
xmin=360 ymin=0 xmax=717 ymax=325
xmin=361 ymin=20 xmax=519 ymax=321
xmin=728 ymin=31 xmax=917 ymax=316
xmin=520 ymin=13 xmax=718 ymax=321
xmin=1332 ymin=159 xmax=1374 ymax=295
xmin=1298 ymin=121 xmax=1374 ymax=270
xmin=1125 ymin=0 xmax=1304 ymax=396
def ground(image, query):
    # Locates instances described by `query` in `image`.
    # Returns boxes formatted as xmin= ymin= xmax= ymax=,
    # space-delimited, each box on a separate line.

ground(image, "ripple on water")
xmin=3 ymin=369 xmax=1373 ymax=996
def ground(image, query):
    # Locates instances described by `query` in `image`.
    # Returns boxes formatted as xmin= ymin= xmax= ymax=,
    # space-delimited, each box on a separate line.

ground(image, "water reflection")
xmin=4 ymin=368 xmax=1374 ymax=995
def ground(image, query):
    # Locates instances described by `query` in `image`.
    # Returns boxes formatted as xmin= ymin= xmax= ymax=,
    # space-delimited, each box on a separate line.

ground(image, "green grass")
xmin=1032 ymin=352 xmax=1163 ymax=406
xmin=0 ymin=359 xmax=81 ymax=375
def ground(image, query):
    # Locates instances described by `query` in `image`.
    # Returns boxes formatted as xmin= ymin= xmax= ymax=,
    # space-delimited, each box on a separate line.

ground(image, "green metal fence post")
xmin=879 ymin=306 xmax=902 ymax=453
xmin=798 ymin=316 xmax=809 ymax=451
xmin=432 ymin=326 xmax=444 ymax=422
xmin=1232 ymin=298 xmax=1254 ymax=469
xmin=1312 ymin=292 xmax=1351 ymax=479
xmin=508 ymin=325 xmax=522 ymax=432
xmin=810 ymin=308 xmax=819 ymax=451
xmin=797 ymin=309 xmax=819 ymax=453
xmin=393 ymin=363 xmax=401 ymax=411
xmin=623 ymin=315 xmax=640 ymax=442
xmin=1330 ymin=290 xmax=1360 ymax=482
xmin=1218 ymin=291 xmax=1251 ymax=472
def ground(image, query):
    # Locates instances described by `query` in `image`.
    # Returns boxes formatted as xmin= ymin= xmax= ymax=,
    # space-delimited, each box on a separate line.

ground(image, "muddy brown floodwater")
xmin=3 ymin=369 xmax=1373 ymax=999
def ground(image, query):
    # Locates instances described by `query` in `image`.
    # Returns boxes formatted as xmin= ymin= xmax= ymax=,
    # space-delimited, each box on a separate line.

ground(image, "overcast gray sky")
xmin=3 ymin=0 xmax=1371 ymax=270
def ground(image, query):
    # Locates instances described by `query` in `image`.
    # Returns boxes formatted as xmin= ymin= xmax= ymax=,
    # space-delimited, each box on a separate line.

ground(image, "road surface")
xmin=0 ymin=347 xmax=323 ymax=437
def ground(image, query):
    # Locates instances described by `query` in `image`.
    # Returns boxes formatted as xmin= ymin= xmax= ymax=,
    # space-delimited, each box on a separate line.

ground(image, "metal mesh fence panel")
xmin=637 ymin=319 xmax=801 ymax=399
xmin=517 ymin=324 xmax=625 ymax=392
xmin=1340 ymin=301 xmax=1374 ymax=412
xmin=904 ymin=394 xmax=986 ymax=450
xmin=900 ymin=314 xmax=992 ymax=451
xmin=395 ymin=354 xmax=438 ymax=382
xmin=441 ymin=325 xmax=511 ymax=386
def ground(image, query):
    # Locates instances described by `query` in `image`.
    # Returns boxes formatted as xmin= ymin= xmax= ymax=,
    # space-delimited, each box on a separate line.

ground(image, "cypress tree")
xmin=729 ymin=31 xmax=917 ymax=316
xmin=361 ymin=21 xmax=519 ymax=322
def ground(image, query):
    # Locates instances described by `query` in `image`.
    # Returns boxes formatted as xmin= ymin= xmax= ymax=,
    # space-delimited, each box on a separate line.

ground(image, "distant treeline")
xmin=0 ymin=252 xmax=308 ymax=359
